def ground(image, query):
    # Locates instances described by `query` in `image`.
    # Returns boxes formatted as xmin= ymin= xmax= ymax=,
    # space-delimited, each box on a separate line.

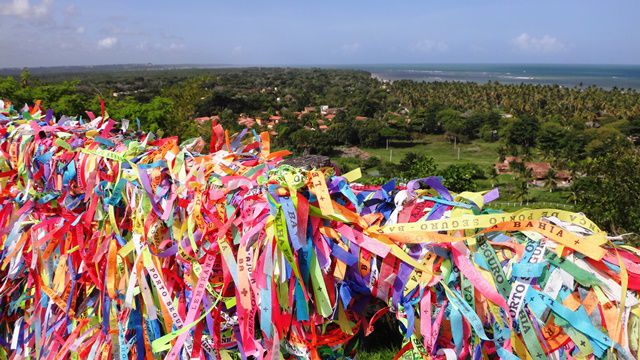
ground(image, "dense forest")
xmin=1 ymin=67 xmax=639 ymax=237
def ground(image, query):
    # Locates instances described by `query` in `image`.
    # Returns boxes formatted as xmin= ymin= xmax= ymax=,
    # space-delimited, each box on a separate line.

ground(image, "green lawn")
xmin=356 ymin=137 xmax=575 ymax=210
xmin=357 ymin=348 xmax=400 ymax=360
xmin=362 ymin=135 xmax=501 ymax=169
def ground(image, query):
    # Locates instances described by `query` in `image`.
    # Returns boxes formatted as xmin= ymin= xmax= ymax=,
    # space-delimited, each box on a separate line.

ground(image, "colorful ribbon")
xmin=0 ymin=103 xmax=639 ymax=359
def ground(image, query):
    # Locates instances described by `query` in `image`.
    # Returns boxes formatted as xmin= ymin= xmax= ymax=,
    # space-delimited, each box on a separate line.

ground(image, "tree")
xmin=397 ymin=152 xmax=437 ymax=180
xmin=465 ymin=111 xmax=500 ymax=140
xmin=143 ymin=97 xmax=175 ymax=134
xmin=509 ymin=160 xmax=532 ymax=203
xmin=480 ymin=125 xmax=498 ymax=142
xmin=410 ymin=106 xmax=443 ymax=134
xmin=543 ymin=168 xmax=557 ymax=193
xmin=104 ymin=97 xmax=142 ymax=122
xmin=348 ymin=89 xmax=387 ymax=118
xmin=583 ymin=127 xmax=629 ymax=158
xmin=0 ymin=76 xmax=19 ymax=98
xmin=573 ymin=146 xmax=640 ymax=234
xmin=51 ymin=94 xmax=86 ymax=117
xmin=20 ymin=68 xmax=31 ymax=88
xmin=514 ymin=177 xmax=530 ymax=203
xmin=300 ymin=112 xmax=316 ymax=127
xmin=537 ymin=122 xmax=567 ymax=159
xmin=622 ymin=117 xmax=640 ymax=137
xmin=497 ymin=145 xmax=508 ymax=162
xmin=437 ymin=109 xmax=466 ymax=142
xmin=332 ymin=110 xmax=348 ymax=124
xmin=438 ymin=164 xmax=486 ymax=192
xmin=558 ymin=129 xmax=588 ymax=163
xmin=357 ymin=120 xmax=388 ymax=147
xmin=504 ymin=115 xmax=539 ymax=155
xmin=289 ymin=129 xmax=334 ymax=155
xmin=377 ymin=161 xmax=401 ymax=180
xmin=152 ymin=77 xmax=212 ymax=141
xmin=379 ymin=126 xmax=410 ymax=141
xmin=330 ymin=122 xmax=359 ymax=146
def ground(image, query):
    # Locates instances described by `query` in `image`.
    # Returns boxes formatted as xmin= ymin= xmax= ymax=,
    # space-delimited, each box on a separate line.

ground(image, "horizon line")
xmin=2 ymin=62 xmax=640 ymax=71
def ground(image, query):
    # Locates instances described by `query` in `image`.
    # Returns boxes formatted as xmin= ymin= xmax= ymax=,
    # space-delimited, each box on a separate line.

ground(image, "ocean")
xmin=351 ymin=64 xmax=640 ymax=90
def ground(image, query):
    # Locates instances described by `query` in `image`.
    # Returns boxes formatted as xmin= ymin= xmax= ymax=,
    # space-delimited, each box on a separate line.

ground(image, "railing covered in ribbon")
xmin=0 ymin=104 xmax=639 ymax=359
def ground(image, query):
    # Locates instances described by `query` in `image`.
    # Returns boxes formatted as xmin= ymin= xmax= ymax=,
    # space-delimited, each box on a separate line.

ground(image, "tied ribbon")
xmin=0 ymin=107 xmax=638 ymax=360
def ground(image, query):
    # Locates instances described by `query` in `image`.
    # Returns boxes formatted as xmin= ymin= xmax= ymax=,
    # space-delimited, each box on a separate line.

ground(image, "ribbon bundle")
xmin=0 ymin=104 xmax=639 ymax=359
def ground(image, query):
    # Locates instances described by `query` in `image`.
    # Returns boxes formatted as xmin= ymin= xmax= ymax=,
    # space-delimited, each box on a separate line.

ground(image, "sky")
xmin=1 ymin=0 xmax=639 ymax=68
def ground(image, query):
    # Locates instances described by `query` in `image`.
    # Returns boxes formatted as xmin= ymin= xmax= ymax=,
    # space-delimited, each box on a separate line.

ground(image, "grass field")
xmin=357 ymin=348 xmax=400 ymax=360
xmin=362 ymin=135 xmax=501 ymax=169
xmin=351 ymin=136 xmax=574 ymax=208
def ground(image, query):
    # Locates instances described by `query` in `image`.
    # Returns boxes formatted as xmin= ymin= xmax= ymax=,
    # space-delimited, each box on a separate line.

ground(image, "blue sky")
xmin=1 ymin=0 xmax=639 ymax=67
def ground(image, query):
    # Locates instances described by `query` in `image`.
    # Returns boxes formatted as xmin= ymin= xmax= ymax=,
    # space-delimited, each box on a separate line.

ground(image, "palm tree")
xmin=508 ymin=160 xmax=532 ymax=204
xmin=514 ymin=178 xmax=530 ymax=205
xmin=544 ymin=168 xmax=557 ymax=193
xmin=568 ymin=190 xmax=578 ymax=206
xmin=489 ymin=167 xmax=499 ymax=188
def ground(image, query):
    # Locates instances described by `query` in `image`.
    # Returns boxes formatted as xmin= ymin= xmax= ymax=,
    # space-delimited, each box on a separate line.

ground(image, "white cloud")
xmin=135 ymin=41 xmax=184 ymax=52
xmin=168 ymin=42 xmax=184 ymax=51
xmin=231 ymin=45 xmax=243 ymax=56
xmin=97 ymin=36 xmax=118 ymax=49
xmin=64 ymin=4 xmax=76 ymax=16
xmin=0 ymin=2 xmax=189 ymax=67
xmin=412 ymin=40 xmax=448 ymax=53
xmin=0 ymin=0 xmax=53 ymax=18
xmin=103 ymin=24 xmax=146 ymax=37
xmin=341 ymin=42 xmax=361 ymax=54
xmin=512 ymin=33 xmax=566 ymax=53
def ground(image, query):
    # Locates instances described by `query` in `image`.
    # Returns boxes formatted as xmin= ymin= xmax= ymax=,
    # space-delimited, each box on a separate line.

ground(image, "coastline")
xmin=364 ymin=64 xmax=640 ymax=90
